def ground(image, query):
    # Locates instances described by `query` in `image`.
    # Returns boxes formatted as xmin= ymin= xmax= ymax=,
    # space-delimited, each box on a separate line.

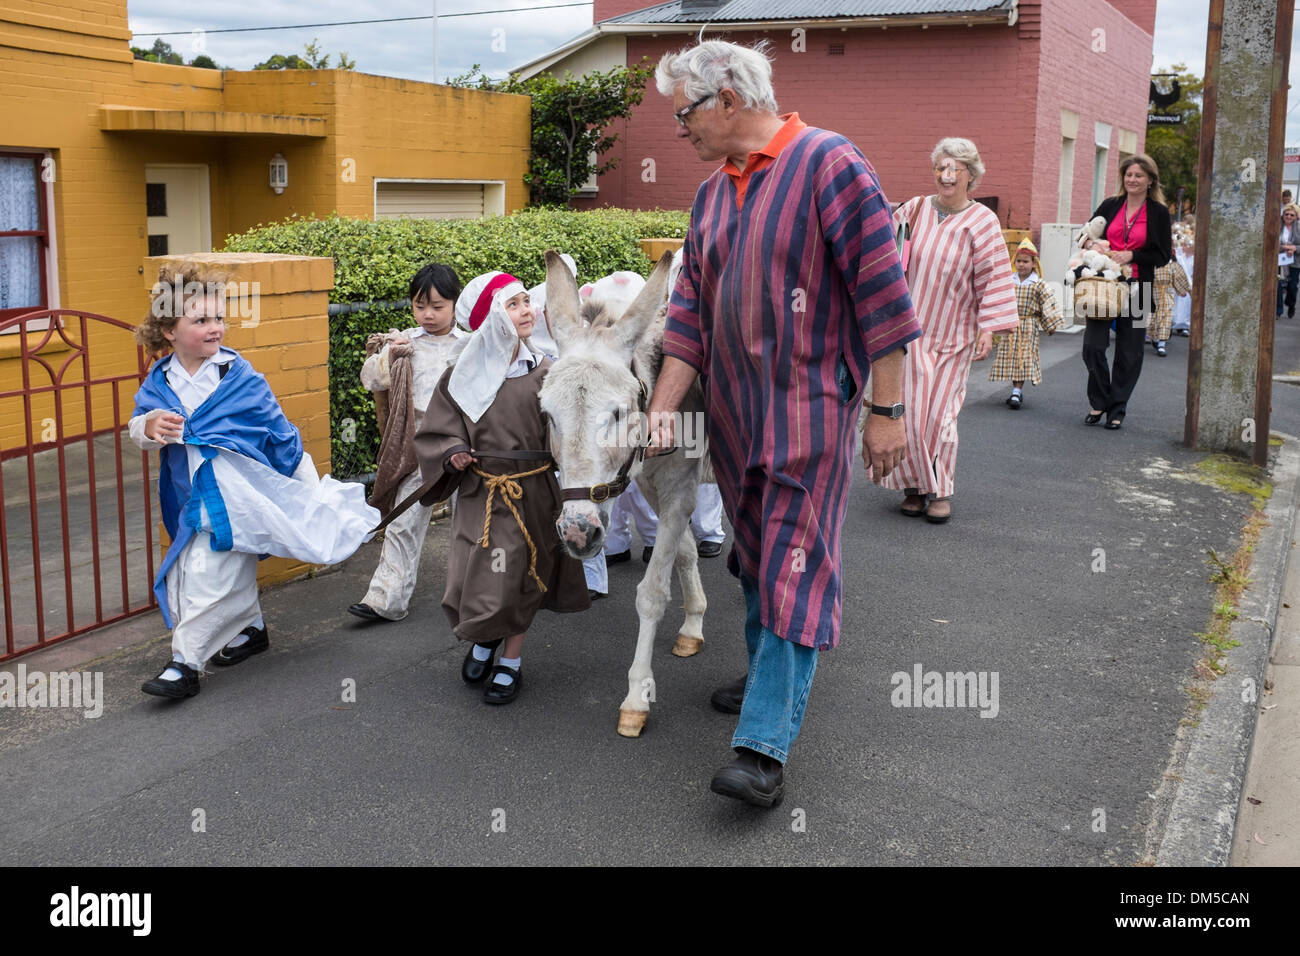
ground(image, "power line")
xmin=131 ymin=2 xmax=593 ymax=37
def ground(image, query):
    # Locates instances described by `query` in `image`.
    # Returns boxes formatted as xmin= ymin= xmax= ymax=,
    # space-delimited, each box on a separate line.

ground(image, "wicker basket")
xmin=1073 ymin=276 xmax=1128 ymax=320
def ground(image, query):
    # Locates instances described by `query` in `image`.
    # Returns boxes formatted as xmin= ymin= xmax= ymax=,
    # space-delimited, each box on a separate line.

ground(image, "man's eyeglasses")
xmin=674 ymin=93 xmax=715 ymax=126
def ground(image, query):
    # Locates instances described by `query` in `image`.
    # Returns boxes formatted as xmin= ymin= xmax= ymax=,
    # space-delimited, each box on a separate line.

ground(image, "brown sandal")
xmin=924 ymin=497 xmax=952 ymax=524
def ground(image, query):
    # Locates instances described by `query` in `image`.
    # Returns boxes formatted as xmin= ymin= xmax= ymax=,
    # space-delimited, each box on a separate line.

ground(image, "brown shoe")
xmin=900 ymin=494 xmax=927 ymax=517
xmin=924 ymin=497 xmax=952 ymax=523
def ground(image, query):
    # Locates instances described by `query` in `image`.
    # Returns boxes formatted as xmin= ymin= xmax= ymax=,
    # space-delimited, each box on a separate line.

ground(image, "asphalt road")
xmin=4 ymin=318 xmax=1300 ymax=866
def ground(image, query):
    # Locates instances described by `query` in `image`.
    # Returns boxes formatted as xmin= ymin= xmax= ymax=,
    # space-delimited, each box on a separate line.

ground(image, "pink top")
xmin=1107 ymin=202 xmax=1147 ymax=251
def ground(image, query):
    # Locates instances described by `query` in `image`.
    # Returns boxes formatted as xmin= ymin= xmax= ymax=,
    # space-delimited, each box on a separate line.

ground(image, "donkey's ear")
xmin=544 ymin=251 xmax=581 ymax=348
xmin=614 ymin=252 xmax=674 ymax=352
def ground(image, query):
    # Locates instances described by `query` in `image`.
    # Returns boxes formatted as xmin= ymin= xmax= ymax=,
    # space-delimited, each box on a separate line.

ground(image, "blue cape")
xmin=132 ymin=350 xmax=303 ymax=626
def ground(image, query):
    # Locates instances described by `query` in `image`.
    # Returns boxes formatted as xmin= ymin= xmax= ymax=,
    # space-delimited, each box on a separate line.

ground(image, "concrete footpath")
xmin=1230 ymin=458 xmax=1300 ymax=865
xmin=4 ymin=320 xmax=1300 ymax=866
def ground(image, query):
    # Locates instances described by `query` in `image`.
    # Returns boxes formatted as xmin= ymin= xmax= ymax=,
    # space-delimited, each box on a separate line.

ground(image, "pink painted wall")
xmin=1030 ymin=0 xmax=1154 ymax=230
xmin=596 ymin=24 xmax=1037 ymax=226
xmin=581 ymin=1 xmax=1152 ymax=236
xmin=1107 ymin=0 xmax=1158 ymax=34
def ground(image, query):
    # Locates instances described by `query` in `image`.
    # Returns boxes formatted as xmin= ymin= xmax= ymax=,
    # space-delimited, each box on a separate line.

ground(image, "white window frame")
xmin=0 ymin=146 xmax=60 ymax=333
xmin=1092 ymin=122 xmax=1113 ymax=212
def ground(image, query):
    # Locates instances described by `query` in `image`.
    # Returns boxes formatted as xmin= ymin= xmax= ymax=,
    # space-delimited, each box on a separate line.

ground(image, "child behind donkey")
xmin=348 ymin=263 xmax=468 ymax=623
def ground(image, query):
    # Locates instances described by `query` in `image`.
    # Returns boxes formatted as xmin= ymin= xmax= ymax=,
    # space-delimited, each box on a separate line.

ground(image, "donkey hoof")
xmin=672 ymin=634 xmax=703 ymax=657
xmin=617 ymin=708 xmax=648 ymax=737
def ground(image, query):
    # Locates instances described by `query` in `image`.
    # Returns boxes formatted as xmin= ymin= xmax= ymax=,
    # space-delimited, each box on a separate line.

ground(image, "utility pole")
xmin=1184 ymin=0 xmax=1295 ymax=466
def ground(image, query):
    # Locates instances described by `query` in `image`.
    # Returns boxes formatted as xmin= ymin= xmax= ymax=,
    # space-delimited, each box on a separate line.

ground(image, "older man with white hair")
xmin=644 ymin=40 xmax=922 ymax=807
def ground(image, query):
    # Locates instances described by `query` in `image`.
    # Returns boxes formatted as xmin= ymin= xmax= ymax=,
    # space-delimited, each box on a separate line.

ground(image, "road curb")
xmin=1156 ymin=435 xmax=1300 ymax=866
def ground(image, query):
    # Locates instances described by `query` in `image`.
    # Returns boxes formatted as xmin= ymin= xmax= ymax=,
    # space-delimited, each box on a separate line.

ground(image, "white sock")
xmin=493 ymin=655 xmax=521 ymax=685
xmin=1011 ymin=387 xmax=1022 ymax=397
xmin=471 ymin=643 xmax=494 ymax=662
xmin=224 ymin=616 xmax=265 ymax=650
xmin=161 ymin=653 xmax=186 ymax=681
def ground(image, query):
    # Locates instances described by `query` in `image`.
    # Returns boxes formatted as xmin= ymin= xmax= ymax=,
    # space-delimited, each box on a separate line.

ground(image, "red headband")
xmin=468 ymin=273 xmax=522 ymax=331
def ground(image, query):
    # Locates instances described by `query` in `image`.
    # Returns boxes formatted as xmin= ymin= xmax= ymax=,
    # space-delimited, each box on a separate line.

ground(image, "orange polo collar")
xmin=722 ymin=112 xmax=807 ymax=210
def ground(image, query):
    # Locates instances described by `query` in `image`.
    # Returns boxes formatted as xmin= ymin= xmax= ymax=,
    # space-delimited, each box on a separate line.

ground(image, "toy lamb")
xmin=1065 ymin=215 xmax=1129 ymax=284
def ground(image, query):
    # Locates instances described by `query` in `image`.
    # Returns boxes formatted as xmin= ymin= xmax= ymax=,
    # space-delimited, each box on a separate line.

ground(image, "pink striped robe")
xmin=874 ymin=196 xmax=1018 ymax=498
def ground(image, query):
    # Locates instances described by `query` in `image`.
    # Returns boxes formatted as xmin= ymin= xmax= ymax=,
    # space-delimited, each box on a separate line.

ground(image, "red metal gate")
xmin=1 ymin=310 xmax=157 ymax=660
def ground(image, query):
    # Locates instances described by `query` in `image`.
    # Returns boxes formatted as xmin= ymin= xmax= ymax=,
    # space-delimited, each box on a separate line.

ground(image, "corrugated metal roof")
xmin=602 ymin=0 xmax=1013 ymax=24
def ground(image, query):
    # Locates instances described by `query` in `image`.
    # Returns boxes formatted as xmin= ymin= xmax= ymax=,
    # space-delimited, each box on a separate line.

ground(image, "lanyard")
xmin=1121 ymin=202 xmax=1144 ymax=248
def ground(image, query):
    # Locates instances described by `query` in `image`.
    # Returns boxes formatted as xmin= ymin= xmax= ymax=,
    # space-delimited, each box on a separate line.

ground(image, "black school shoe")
xmin=605 ymin=550 xmax=631 ymax=565
xmin=210 ymin=625 xmax=270 ymax=667
xmin=483 ymin=664 xmax=522 ymax=705
xmin=462 ymin=640 xmax=501 ymax=684
xmin=141 ymin=660 xmax=200 ymax=699
xmin=347 ymin=602 xmax=392 ymax=623
xmin=709 ymin=748 xmax=784 ymax=808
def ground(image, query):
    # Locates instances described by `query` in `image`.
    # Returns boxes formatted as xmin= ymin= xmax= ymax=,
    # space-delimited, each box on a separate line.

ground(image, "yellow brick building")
xmin=0 ymin=1 xmax=531 ymax=653
xmin=0 ymin=0 xmax=531 ymax=450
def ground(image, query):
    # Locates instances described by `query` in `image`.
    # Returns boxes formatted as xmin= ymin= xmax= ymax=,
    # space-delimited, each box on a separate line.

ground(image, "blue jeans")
xmin=732 ymin=576 xmax=819 ymax=764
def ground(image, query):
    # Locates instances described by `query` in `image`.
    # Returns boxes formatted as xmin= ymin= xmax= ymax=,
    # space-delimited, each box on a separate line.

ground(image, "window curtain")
xmin=0 ymin=157 xmax=42 ymax=311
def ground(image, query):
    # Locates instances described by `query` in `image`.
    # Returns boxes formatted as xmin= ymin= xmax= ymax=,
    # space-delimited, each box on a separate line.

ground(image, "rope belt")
xmin=471 ymin=460 xmax=554 ymax=593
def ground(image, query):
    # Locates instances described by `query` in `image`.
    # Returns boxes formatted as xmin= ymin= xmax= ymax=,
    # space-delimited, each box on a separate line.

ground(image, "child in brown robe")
xmin=414 ymin=271 xmax=590 ymax=704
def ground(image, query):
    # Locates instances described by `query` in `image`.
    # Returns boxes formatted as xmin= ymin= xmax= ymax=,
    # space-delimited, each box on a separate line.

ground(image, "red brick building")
xmin=518 ymin=0 xmax=1157 ymax=233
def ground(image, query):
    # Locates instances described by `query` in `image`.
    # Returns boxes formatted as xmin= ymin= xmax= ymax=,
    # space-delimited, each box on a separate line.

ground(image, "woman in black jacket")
xmin=1081 ymin=154 xmax=1173 ymax=429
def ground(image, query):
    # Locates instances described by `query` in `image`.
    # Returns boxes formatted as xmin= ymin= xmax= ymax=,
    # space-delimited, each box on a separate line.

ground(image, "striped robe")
xmin=874 ymin=197 xmax=1018 ymax=499
xmin=663 ymin=127 xmax=920 ymax=651
xmin=989 ymin=273 xmax=1063 ymax=385
xmin=1149 ymin=260 xmax=1191 ymax=342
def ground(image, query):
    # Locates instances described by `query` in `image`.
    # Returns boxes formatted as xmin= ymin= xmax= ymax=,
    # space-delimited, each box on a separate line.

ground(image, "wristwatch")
xmin=869 ymin=402 xmax=905 ymax=419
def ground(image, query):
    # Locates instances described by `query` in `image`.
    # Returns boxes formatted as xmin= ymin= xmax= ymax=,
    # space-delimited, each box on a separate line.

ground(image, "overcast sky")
xmin=126 ymin=0 xmax=1297 ymax=143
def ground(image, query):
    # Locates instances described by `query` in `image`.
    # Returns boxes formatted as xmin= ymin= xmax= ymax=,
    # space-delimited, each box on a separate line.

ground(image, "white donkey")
xmin=538 ymin=250 xmax=710 ymax=738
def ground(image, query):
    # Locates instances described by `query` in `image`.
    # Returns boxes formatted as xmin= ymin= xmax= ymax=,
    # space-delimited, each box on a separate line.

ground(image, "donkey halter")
xmin=556 ymin=370 xmax=666 ymax=504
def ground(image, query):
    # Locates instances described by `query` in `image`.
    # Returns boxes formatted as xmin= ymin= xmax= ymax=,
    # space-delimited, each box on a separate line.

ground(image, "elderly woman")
xmin=1278 ymin=203 xmax=1299 ymax=319
xmin=1080 ymin=153 xmax=1172 ymax=429
xmin=871 ymin=137 xmax=1018 ymax=523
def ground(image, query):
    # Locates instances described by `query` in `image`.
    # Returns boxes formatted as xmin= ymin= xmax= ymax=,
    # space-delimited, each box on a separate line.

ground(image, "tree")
xmin=254 ymin=38 xmax=355 ymax=71
xmin=130 ymin=39 xmax=183 ymax=65
xmin=130 ymin=38 xmax=226 ymax=70
xmin=1146 ymin=64 xmax=1203 ymax=211
xmin=449 ymin=61 xmax=655 ymax=207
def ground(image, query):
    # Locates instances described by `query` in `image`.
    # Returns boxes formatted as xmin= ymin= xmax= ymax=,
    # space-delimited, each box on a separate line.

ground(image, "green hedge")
xmin=222 ymin=208 xmax=689 ymax=478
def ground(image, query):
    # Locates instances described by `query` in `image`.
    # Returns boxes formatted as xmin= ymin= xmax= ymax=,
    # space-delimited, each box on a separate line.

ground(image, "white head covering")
xmin=585 ymin=270 xmax=646 ymax=322
xmin=526 ymin=253 xmax=576 ymax=360
xmin=448 ymin=272 xmax=536 ymax=422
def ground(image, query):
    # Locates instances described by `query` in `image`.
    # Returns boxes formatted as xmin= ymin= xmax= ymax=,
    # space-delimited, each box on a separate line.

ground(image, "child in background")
xmin=348 ymin=263 xmax=468 ymax=623
xmin=989 ymin=238 xmax=1062 ymax=409
xmin=415 ymin=271 xmax=590 ymax=705
xmin=1172 ymin=226 xmax=1194 ymax=336
xmin=1150 ymin=255 xmax=1191 ymax=356
xmin=131 ymin=267 xmax=376 ymax=699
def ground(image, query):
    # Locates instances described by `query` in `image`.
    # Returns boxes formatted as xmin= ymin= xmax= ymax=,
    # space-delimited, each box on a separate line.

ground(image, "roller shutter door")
xmin=375 ymin=182 xmax=485 ymax=220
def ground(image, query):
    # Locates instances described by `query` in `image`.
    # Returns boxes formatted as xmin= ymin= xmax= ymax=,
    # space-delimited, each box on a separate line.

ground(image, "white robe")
xmin=130 ymin=350 xmax=376 ymax=665
xmin=1173 ymin=250 xmax=1194 ymax=331
xmin=358 ymin=327 xmax=467 ymax=619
